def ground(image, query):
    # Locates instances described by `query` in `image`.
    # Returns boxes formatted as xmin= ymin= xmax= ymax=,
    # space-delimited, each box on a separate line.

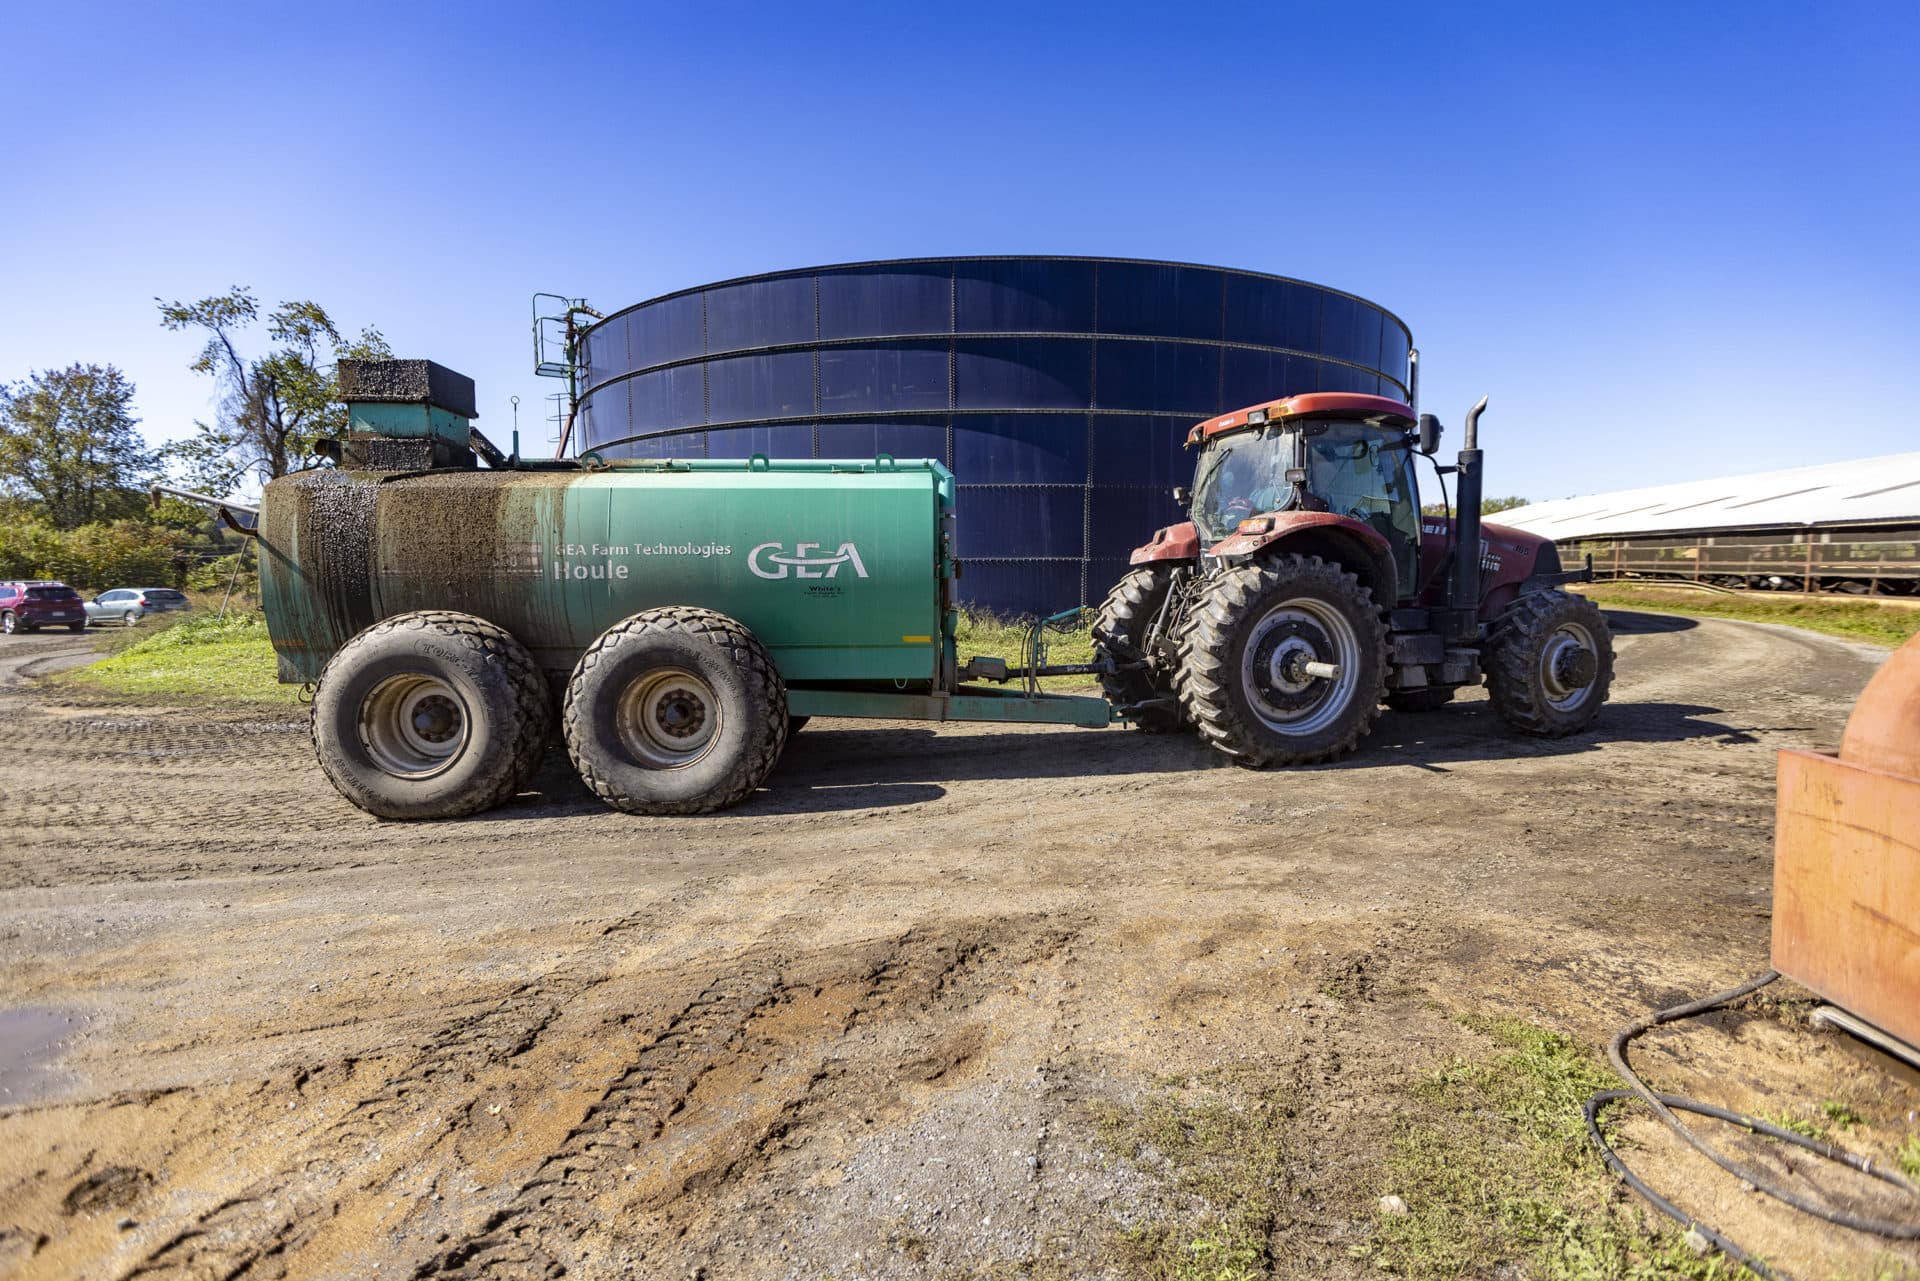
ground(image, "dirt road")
xmin=1 ymin=614 xmax=1915 ymax=1279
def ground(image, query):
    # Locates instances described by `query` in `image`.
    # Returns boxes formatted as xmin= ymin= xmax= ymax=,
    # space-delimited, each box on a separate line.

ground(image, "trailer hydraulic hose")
xmin=1584 ymin=970 xmax=1920 ymax=1281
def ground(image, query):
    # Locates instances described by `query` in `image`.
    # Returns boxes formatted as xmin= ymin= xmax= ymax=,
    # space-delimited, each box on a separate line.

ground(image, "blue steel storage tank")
xmin=573 ymin=257 xmax=1411 ymax=615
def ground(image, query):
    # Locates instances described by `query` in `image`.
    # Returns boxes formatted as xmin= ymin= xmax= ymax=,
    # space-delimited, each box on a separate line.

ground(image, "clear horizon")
xmin=3 ymin=0 xmax=1914 ymax=504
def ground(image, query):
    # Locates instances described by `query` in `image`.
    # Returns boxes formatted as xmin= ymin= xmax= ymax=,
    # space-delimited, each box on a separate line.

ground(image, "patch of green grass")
xmin=1368 ymin=1017 xmax=1748 ymax=1281
xmin=953 ymin=609 xmax=1098 ymax=690
xmin=1821 ymin=1100 xmax=1866 ymax=1131
xmin=1898 ymin=1133 xmax=1920 ymax=1182
xmin=1757 ymin=1109 xmax=1829 ymax=1143
xmin=1091 ymin=1068 xmax=1295 ymax=1281
xmin=57 ymin=609 xmax=299 ymax=706
xmin=1579 ymin=585 xmax=1920 ymax=648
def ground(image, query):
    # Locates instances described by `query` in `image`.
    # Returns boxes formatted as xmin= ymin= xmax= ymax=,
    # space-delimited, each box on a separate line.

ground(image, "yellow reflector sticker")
xmin=901 ymin=635 xmax=932 ymax=643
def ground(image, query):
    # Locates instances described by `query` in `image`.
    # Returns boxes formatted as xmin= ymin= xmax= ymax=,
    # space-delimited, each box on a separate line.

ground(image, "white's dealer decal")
xmin=748 ymin=542 xmax=870 ymax=580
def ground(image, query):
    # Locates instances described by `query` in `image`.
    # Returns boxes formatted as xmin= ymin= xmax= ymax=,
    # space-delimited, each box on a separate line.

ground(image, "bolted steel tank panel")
xmin=574 ymin=257 xmax=1411 ymax=615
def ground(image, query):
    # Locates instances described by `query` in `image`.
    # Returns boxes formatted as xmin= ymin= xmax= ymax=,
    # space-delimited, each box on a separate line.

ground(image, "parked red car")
xmin=0 ymin=581 xmax=88 ymax=633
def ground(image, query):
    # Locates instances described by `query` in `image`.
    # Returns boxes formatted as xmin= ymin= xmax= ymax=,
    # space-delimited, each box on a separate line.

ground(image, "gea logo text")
xmin=748 ymin=541 xmax=870 ymax=580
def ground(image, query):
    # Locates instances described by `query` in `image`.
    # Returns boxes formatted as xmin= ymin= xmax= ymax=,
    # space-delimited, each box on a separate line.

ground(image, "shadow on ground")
xmin=490 ymin=691 xmax=1753 ymax=819
xmin=1601 ymin=608 xmax=1701 ymax=635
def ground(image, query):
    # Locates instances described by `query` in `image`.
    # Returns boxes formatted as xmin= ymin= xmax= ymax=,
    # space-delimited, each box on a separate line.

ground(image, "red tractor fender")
xmin=1207 ymin=512 xmax=1399 ymax=606
xmin=1128 ymin=521 xmax=1200 ymax=565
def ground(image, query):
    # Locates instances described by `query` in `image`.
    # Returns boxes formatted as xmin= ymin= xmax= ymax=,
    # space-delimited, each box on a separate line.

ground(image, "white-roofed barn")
xmin=1494 ymin=453 xmax=1920 ymax=594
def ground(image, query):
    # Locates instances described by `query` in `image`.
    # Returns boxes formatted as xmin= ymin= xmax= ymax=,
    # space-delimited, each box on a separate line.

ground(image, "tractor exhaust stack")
xmin=1449 ymin=395 xmax=1490 ymax=641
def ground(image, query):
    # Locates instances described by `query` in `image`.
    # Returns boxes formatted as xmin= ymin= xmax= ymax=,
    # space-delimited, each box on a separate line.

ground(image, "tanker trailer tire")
xmin=310 ymin=611 xmax=552 ymax=821
xmin=1091 ymin=565 xmax=1185 ymax=733
xmin=564 ymin=607 xmax=787 ymax=816
xmin=1175 ymin=554 xmax=1387 ymax=767
xmin=1486 ymin=589 xmax=1614 ymax=737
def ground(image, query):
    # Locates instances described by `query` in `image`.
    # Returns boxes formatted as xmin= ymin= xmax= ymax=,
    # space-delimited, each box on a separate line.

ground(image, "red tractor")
xmin=1092 ymin=392 xmax=1612 ymax=764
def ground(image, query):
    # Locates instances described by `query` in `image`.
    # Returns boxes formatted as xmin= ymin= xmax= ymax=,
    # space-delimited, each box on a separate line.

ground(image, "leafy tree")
xmin=1423 ymin=494 xmax=1530 ymax=517
xmin=0 ymin=516 xmax=185 ymax=592
xmin=54 ymin=521 xmax=187 ymax=591
xmin=157 ymin=287 xmax=389 ymax=495
xmin=0 ymin=363 xmax=155 ymax=529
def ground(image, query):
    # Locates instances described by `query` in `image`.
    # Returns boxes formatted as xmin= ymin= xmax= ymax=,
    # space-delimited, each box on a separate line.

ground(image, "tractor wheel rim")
xmin=1240 ymin=597 xmax=1361 ymax=736
xmin=616 ymin=667 xmax=720 ymax=770
xmin=358 ymin=673 xmax=470 ymax=778
xmin=1539 ymin=622 xmax=1598 ymax=711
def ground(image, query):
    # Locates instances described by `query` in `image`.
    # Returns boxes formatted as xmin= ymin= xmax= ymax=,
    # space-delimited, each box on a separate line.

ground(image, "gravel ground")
xmin=0 ymin=613 xmax=1914 ymax=1280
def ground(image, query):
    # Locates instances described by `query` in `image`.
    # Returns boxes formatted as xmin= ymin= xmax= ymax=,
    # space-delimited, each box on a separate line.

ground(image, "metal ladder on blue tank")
xmin=533 ymin=293 xmax=600 ymax=458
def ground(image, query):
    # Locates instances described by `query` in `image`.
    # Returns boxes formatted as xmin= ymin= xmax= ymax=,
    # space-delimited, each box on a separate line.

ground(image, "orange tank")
xmin=1839 ymin=633 xmax=1920 ymax=779
xmin=1771 ymin=633 xmax=1920 ymax=1049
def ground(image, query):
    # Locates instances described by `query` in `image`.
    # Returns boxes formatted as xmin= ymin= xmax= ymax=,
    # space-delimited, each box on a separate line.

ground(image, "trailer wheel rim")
xmin=616 ymin=667 xmax=721 ymax=769
xmin=1240 ymin=597 xmax=1361 ymax=736
xmin=358 ymin=673 xmax=471 ymax=778
xmin=1540 ymin=622 xmax=1599 ymax=711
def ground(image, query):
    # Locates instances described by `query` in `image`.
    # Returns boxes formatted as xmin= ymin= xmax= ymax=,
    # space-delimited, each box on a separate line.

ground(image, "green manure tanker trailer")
xmin=256 ymin=360 xmax=1112 ymax=820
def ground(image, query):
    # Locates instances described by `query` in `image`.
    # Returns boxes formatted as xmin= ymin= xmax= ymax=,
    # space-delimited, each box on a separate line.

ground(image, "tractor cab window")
xmin=1191 ymin=430 xmax=1294 ymax=541
xmin=1305 ymin=423 xmax=1421 ymax=588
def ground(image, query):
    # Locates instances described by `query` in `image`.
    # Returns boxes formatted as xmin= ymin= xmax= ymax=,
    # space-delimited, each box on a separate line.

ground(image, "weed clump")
xmin=1092 ymin=1070 xmax=1295 ymax=1281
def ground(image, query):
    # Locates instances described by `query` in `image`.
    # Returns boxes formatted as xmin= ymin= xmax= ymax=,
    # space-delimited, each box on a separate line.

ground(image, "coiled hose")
xmin=1585 ymin=970 xmax=1920 ymax=1280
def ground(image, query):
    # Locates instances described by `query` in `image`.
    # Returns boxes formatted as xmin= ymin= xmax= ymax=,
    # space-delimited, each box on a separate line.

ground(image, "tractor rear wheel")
xmin=311 ymin=611 xmax=552 ymax=820
xmin=1175 ymin=554 xmax=1387 ymax=766
xmin=1486 ymin=590 xmax=1613 ymax=736
xmin=1385 ymin=687 xmax=1454 ymax=713
xmin=1091 ymin=565 xmax=1184 ymax=732
xmin=564 ymin=607 xmax=787 ymax=815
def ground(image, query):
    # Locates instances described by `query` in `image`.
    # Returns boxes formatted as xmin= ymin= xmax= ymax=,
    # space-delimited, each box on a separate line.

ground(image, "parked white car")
xmin=84 ymin=588 xmax=191 ymax=627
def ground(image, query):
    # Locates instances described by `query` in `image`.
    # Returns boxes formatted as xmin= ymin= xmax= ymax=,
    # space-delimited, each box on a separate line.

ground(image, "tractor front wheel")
xmin=1486 ymin=590 xmax=1613 ymax=736
xmin=564 ymin=607 xmax=787 ymax=815
xmin=1091 ymin=566 xmax=1185 ymax=732
xmin=1175 ymin=554 xmax=1387 ymax=766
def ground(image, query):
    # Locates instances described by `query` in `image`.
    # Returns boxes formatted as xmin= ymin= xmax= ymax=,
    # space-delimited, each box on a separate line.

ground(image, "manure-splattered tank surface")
xmin=257 ymin=459 xmax=954 ymax=685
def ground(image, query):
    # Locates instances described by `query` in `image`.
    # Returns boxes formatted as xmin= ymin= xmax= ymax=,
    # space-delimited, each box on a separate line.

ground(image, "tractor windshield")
xmin=1190 ymin=420 xmax=1423 ymax=587
xmin=1191 ymin=428 xmax=1296 ymax=542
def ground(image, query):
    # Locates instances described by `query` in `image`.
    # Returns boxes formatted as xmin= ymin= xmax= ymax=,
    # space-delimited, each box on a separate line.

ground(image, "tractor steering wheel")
xmin=1225 ymin=497 xmax=1253 ymax=520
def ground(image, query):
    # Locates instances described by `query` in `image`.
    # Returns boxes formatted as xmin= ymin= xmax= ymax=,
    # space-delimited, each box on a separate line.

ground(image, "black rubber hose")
xmin=1584 ymin=970 xmax=1920 ymax=1280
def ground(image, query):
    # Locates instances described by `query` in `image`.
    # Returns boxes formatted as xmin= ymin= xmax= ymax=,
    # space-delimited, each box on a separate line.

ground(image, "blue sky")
xmin=2 ymin=1 xmax=1914 ymax=502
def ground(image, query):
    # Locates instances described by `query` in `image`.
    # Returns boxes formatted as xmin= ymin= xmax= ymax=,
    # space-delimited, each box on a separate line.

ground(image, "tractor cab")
xmin=1186 ymin=395 xmax=1423 ymax=595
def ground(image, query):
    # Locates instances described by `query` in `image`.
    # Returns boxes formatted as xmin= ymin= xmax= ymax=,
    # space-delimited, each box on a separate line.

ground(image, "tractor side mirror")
xmin=1417 ymin=414 xmax=1444 ymax=455
xmin=1172 ymin=485 xmax=1190 ymax=507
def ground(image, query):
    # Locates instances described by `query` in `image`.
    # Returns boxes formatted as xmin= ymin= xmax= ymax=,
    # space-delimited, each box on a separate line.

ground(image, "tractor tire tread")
xmin=1173 ymin=554 xmax=1388 ymax=766
xmin=1091 ymin=566 xmax=1184 ymax=733
xmin=1484 ymin=590 xmax=1615 ymax=737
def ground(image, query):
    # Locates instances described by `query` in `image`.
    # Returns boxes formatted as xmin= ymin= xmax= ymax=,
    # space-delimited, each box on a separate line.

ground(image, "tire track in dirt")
xmin=418 ymin=918 xmax=1082 ymax=1280
xmin=120 ymin=891 xmax=720 ymax=1281
xmin=415 ymin=950 xmax=792 ymax=1279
